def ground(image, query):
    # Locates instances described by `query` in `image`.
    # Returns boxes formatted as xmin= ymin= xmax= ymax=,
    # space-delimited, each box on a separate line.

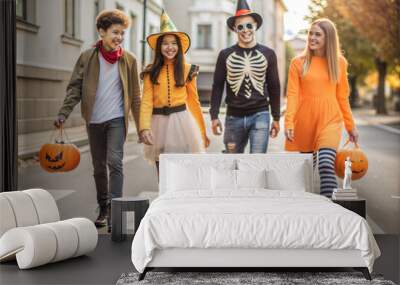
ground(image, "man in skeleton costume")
xmin=210 ymin=0 xmax=281 ymax=153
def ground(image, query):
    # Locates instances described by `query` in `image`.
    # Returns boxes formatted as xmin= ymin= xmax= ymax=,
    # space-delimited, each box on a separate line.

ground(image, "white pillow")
xmin=211 ymin=168 xmax=237 ymax=191
xmin=266 ymin=165 xmax=306 ymax=191
xmin=167 ymin=163 xmax=212 ymax=191
xmin=237 ymin=158 xmax=308 ymax=191
xmin=236 ymin=169 xmax=267 ymax=189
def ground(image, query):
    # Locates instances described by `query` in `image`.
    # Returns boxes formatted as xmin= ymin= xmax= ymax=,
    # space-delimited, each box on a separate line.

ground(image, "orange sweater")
xmin=139 ymin=61 xmax=206 ymax=140
xmin=284 ymin=55 xmax=355 ymax=151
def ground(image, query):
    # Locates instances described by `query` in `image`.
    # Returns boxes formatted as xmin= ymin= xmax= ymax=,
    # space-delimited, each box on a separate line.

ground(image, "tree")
xmin=330 ymin=0 xmax=400 ymax=114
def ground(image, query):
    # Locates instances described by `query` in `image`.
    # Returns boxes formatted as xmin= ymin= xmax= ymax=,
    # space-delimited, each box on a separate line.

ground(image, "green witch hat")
xmin=146 ymin=10 xmax=191 ymax=53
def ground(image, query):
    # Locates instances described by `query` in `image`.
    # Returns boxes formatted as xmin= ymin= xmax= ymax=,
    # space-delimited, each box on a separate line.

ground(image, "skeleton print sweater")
xmin=209 ymin=44 xmax=281 ymax=121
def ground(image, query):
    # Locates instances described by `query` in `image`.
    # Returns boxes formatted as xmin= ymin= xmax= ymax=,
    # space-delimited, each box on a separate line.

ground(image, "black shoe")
xmin=94 ymin=206 xmax=108 ymax=228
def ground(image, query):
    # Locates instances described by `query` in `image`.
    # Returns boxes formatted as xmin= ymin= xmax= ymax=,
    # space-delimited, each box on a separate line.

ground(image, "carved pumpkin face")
xmin=39 ymin=143 xmax=80 ymax=173
xmin=335 ymin=148 xmax=368 ymax=180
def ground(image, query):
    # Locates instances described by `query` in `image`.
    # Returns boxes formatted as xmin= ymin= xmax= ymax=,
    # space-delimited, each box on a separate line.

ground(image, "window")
xmin=16 ymin=0 xmax=27 ymax=20
xmin=116 ymin=3 xmax=124 ymax=11
xmin=15 ymin=0 xmax=39 ymax=34
xmin=146 ymin=25 xmax=158 ymax=64
xmin=94 ymin=0 xmax=100 ymax=40
xmin=65 ymin=0 xmax=75 ymax=37
xmin=62 ymin=0 xmax=82 ymax=45
xmin=16 ymin=0 xmax=39 ymax=33
xmin=130 ymin=13 xmax=137 ymax=54
xmin=197 ymin=24 xmax=212 ymax=49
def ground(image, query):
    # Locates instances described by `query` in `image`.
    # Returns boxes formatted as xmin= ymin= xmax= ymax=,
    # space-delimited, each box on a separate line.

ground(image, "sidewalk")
xmin=352 ymin=107 xmax=400 ymax=134
xmin=20 ymin=106 xmax=397 ymax=160
xmin=18 ymin=107 xmax=220 ymax=161
xmin=18 ymin=121 xmax=138 ymax=160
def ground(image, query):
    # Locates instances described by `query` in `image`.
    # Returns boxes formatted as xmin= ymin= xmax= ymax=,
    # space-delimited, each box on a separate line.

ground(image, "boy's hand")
xmin=212 ymin=119 xmax=223 ymax=135
xmin=54 ymin=115 xmax=66 ymax=128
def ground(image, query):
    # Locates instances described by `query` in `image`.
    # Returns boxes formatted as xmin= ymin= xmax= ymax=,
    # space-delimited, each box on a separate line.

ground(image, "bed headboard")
xmin=159 ymin=153 xmax=315 ymax=195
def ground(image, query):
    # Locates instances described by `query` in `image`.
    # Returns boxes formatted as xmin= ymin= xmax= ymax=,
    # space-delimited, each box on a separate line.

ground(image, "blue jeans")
xmin=223 ymin=111 xmax=270 ymax=153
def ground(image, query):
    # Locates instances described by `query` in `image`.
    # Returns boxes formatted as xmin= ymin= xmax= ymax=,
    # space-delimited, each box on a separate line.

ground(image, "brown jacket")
xmin=58 ymin=47 xmax=141 ymax=138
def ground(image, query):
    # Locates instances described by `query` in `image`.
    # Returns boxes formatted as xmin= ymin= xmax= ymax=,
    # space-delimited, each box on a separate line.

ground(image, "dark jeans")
xmin=87 ymin=117 xmax=125 ymax=208
xmin=223 ymin=111 xmax=271 ymax=153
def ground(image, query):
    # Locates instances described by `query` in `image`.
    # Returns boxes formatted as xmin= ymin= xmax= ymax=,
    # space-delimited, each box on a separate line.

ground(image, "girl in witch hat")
xmin=285 ymin=19 xmax=359 ymax=198
xmin=139 ymin=10 xmax=210 ymax=174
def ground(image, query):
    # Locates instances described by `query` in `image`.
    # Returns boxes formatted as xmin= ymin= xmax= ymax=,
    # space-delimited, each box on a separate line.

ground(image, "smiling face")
xmin=160 ymin=34 xmax=179 ymax=60
xmin=45 ymin=151 xmax=65 ymax=170
xmin=99 ymin=24 xmax=125 ymax=51
xmin=39 ymin=143 xmax=80 ymax=173
xmin=234 ymin=16 xmax=257 ymax=47
xmin=308 ymin=24 xmax=326 ymax=54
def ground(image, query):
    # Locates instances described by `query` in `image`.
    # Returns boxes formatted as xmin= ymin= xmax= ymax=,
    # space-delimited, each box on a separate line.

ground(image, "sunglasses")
xmin=236 ymin=23 xmax=255 ymax=31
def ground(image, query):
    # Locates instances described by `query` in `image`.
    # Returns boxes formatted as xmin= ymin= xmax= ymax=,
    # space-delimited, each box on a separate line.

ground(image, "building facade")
xmin=165 ymin=0 xmax=287 ymax=104
xmin=16 ymin=0 xmax=162 ymax=140
xmin=287 ymin=35 xmax=307 ymax=57
xmin=252 ymin=0 xmax=287 ymax=97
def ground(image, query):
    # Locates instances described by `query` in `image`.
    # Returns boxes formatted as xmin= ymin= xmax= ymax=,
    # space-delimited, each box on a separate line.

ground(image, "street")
xmin=351 ymin=115 xmax=400 ymax=233
xmin=18 ymin=112 xmax=400 ymax=234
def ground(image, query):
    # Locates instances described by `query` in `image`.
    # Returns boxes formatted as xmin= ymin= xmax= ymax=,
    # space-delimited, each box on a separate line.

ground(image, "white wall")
xmin=17 ymin=0 xmax=91 ymax=71
xmin=16 ymin=0 xmax=162 ymax=72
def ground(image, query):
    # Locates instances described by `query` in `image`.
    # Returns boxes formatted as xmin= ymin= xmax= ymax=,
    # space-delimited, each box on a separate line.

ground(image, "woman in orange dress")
xmin=284 ymin=18 xmax=359 ymax=198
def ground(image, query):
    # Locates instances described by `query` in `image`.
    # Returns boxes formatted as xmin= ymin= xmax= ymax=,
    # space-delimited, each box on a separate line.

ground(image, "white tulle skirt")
xmin=143 ymin=110 xmax=205 ymax=164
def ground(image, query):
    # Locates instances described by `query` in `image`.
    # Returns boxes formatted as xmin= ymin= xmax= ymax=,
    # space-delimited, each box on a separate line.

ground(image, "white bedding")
xmin=131 ymin=190 xmax=380 ymax=273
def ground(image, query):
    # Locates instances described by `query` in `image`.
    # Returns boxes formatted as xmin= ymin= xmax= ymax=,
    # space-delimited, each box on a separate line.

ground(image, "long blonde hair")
xmin=302 ymin=18 xmax=342 ymax=82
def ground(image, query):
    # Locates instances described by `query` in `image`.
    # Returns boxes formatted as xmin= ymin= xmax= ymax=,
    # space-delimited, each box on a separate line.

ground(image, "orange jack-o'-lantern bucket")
xmin=335 ymin=140 xmax=368 ymax=180
xmin=38 ymin=126 xmax=80 ymax=173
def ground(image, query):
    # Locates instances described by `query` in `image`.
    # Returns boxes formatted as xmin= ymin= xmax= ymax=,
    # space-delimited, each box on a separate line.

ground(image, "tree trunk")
xmin=375 ymin=58 xmax=388 ymax=115
xmin=349 ymin=75 xmax=358 ymax=108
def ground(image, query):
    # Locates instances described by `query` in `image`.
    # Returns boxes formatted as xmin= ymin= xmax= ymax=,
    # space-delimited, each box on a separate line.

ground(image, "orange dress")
xmin=284 ymin=55 xmax=355 ymax=152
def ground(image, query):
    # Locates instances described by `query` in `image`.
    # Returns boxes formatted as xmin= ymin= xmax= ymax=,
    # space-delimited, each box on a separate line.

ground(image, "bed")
xmin=131 ymin=153 xmax=380 ymax=280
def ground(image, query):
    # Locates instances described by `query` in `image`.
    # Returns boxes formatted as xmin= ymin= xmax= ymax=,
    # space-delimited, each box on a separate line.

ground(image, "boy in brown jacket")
xmin=55 ymin=10 xmax=141 ymax=228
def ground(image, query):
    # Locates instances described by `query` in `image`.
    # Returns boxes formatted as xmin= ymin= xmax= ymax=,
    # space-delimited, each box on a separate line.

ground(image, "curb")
xmin=354 ymin=114 xmax=400 ymax=135
xmin=367 ymin=122 xmax=400 ymax=135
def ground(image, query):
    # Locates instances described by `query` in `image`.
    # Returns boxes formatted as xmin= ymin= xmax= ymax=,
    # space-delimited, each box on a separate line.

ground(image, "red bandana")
xmin=95 ymin=40 xmax=123 ymax=64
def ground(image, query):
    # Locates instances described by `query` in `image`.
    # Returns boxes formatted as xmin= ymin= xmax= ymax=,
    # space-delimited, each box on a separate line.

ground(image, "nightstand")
xmin=111 ymin=197 xmax=149 ymax=242
xmin=332 ymin=198 xmax=366 ymax=218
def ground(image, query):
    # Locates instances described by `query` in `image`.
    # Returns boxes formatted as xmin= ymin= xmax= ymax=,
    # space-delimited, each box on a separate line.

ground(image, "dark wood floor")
xmin=0 ymin=235 xmax=398 ymax=285
xmin=0 ymin=235 xmax=133 ymax=285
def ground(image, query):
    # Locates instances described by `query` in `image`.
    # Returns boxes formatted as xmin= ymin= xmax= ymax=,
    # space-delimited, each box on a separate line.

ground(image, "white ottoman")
xmin=0 ymin=189 xmax=98 ymax=269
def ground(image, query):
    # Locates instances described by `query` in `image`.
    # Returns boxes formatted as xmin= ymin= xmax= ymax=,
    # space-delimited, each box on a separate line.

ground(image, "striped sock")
xmin=318 ymin=148 xmax=337 ymax=198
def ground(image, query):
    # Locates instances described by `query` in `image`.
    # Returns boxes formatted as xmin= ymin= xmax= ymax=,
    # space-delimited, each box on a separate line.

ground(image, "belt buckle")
xmin=162 ymin=106 xmax=169 ymax=115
